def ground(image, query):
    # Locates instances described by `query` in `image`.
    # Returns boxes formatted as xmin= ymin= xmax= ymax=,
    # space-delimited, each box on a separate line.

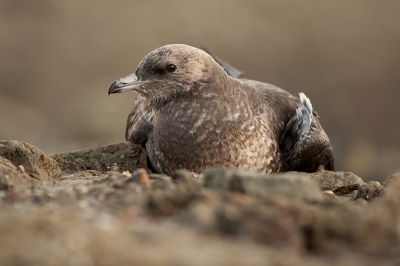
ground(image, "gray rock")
xmin=310 ymin=171 xmax=364 ymax=195
xmin=204 ymin=169 xmax=323 ymax=202
xmin=50 ymin=142 xmax=147 ymax=174
xmin=356 ymin=181 xmax=383 ymax=201
xmin=0 ymin=140 xmax=61 ymax=181
xmin=203 ymin=168 xmax=237 ymax=190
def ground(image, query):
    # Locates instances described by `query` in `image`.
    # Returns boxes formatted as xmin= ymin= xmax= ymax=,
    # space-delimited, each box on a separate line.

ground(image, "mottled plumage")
xmin=109 ymin=44 xmax=334 ymax=175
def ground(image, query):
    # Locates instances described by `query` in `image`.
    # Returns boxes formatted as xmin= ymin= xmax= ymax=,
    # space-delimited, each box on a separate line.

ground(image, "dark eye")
xmin=166 ymin=64 xmax=177 ymax=72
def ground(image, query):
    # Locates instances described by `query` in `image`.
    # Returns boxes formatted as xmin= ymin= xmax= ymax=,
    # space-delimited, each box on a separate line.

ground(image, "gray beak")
xmin=108 ymin=73 xmax=147 ymax=95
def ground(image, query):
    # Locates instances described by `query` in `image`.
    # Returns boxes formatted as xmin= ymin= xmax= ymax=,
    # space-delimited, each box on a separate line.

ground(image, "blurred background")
xmin=0 ymin=0 xmax=399 ymax=180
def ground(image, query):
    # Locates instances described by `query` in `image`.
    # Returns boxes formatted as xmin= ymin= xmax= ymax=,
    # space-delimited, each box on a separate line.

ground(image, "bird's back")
xmin=239 ymin=79 xmax=299 ymax=136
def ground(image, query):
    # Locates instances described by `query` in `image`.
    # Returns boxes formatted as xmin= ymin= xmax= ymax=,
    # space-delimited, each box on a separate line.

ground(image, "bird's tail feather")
xmin=280 ymin=93 xmax=313 ymax=154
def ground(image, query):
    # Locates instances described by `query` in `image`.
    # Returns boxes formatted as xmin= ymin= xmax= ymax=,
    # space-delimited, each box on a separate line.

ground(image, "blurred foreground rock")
xmin=204 ymin=169 xmax=323 ymax=202
xmin=0 ymin=141 xmax=399 ymax=266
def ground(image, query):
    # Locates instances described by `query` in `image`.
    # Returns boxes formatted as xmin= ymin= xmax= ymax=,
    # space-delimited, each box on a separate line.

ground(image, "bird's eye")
xmin=166 ymin=64 xmax=177 ymax=72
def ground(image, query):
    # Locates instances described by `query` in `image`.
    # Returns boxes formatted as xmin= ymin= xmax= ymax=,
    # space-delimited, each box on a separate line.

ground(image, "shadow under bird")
xmin=108 ymin=44 xmax=334 ymax=175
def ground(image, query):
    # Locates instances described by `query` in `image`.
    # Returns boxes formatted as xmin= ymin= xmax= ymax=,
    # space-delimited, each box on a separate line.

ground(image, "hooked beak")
xmin=108 ymin=73 xmax=147 ymax=95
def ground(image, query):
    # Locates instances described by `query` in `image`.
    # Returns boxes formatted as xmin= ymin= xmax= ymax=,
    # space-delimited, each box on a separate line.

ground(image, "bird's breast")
xmin=146 ymin=101 xmax=281 ymax=174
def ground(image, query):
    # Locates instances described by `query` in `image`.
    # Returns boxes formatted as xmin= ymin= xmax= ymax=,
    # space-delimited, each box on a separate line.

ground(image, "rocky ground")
xmin=0 ymin=140 xmax=399 ymax=266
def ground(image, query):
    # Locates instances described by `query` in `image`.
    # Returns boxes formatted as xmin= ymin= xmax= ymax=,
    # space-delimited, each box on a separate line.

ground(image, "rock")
xmin=0 ymin=204 xmax=350 ymax=266
xmin=145 ymin=171 xmax=202 ymax=216
xmin=95 ymin=171 xmax=134 ymax=189
xmin=0 ymin=156 xmax=33 ymax=190
xmin=322 ymin=190 xmax=340 ymax=202
xmin=203 ymin=168 xmax=236 ymax=190
xmin=1 ymin=143 xmax=400 ymax=265
xmin=210 ymin=194 xmax=304 ymax=251
xmin=147 ymin=188 xmax=198 ymax=216
xmin=171 ymin=169 xmax=203 ymax=191
xmin=50 ymin=142 xmax=147 ymax=174
xmin=149 ymin=174 xmax=175 ymax=190
xmin=340 ymin=190 xmax=359 ymax=200
xmin=310 ymin=171 xmax=364 ymax=195
xmin=171 ymin=169 xmax=199 ymax=183
xmin=379 ymin=173 xmax=400 ymax=204
xmin=131 ymin=168 xmax=150 ymax=186
xmin=382 ymin=172 xmax=400 ymax=187
xmin=204 ymin=169 xmax=323 ymax=202
xmin=146 ymin=171 xmax=203 ymax=216
xmin=355 ymin=181 xmax=383 ymax=201
xmin=0 ymin=140 xmax=61 ymax=181
xmin=294 ymin=175 xmax=400 ymax=255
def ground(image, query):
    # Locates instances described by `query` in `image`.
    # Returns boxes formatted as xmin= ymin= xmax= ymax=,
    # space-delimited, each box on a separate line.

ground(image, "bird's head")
xmin=108 ymin=44 xmax=227 ymax=105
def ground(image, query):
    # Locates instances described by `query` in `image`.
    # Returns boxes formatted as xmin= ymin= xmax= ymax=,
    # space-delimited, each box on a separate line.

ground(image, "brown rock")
xmin=138 ymin=172 xmax=149 ymax=186
xmin=213 ymin=195 xmax=304 ymax=252
xmin=147 ymin=171 xmax=202 ymax=216
xmin=382 ymin=172 xmax=400 ymax=187
xmin=0 ymin=156 xmax=33 ymax=190
xmin=379 ymin=173 xmax=400 ymax=205
xmin=295 ymin=176 xmax=400 ymax=255
xmin=147 ymin=189 xmax=197 ymax=216
xmin=50 ymin=142 xmax=147 ymax=174
xmin=129 ymin=168 xmax=150 ymax=186
xmin=310 ymin=171 xmax=364 ymax=195
xmin=171 ymin=169 xmax=198 ymax=184
xmin=149 ymin=175 xmax=175 ymax=190
xmin=0 ymin=140 xmax=61 ymax=181
xmin=171 ymin=169 xmax=203 ymax=191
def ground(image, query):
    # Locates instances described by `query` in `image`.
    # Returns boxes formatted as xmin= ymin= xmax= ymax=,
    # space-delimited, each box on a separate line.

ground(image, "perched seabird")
xmin=108 ymin=44 xmax=334 ymax=175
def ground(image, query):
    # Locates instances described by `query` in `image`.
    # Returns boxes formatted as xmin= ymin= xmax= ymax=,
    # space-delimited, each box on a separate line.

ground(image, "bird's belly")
xmin=146 ymin=125 xmax=281 ymax=175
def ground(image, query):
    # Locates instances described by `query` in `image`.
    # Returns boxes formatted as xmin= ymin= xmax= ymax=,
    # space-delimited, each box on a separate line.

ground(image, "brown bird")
xmin=108 ymin=44 xmax=334 ymax=175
